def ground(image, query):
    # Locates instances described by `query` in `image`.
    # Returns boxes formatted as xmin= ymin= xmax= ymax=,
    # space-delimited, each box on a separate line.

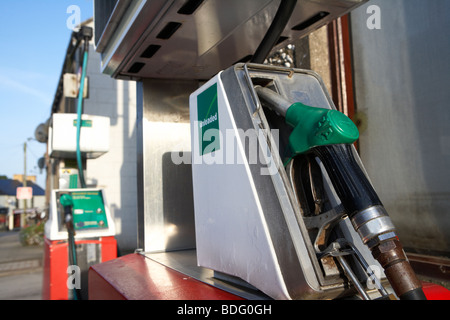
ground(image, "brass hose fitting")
xmin=372 ymin=239 xmax=425 ymax=300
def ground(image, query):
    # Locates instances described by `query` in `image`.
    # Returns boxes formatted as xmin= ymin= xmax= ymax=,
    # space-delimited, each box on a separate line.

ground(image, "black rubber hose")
xmin=64 ymin=205 xmax=82 ymax=300
xmin=400 ymin=287 xmax=427 ymax=300
xmin=251 ymin=0 xmax=298 ymax=64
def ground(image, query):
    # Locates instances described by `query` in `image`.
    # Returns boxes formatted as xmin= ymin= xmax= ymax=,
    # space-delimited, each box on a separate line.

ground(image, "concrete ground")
xmin=0 ymin=231 xmax=43 ymax=300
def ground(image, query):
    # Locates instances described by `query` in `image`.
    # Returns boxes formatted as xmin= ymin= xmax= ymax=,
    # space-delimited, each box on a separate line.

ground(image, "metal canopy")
xmin=95 ymin=0 xmax=367 ymax=80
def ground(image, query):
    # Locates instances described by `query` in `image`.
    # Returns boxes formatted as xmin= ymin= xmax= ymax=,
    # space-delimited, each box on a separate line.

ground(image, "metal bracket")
xmin=319 ymin=239 xmax=390 ymax=300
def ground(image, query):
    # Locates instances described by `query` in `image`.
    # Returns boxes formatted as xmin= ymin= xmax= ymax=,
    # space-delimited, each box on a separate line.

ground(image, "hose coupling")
xmin=350 ymin=205 xmax=397 ymax=247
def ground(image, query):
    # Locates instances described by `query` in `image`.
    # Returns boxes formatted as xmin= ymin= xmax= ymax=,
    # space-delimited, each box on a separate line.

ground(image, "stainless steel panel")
xmin=94 ymin=0 xmax=129 ymax=52
xmin=137 ymin=78 xmax=199 ymax=252
xmin=95 ymin=0 xmax=367 ymax=80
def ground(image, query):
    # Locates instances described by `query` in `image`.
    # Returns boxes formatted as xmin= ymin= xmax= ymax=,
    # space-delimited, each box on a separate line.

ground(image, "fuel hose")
xmin=76 ymin=43 xmax=89 ymax=189
xmin=68 ymin=27 xmax=92 ymax=300
xmin=251 ymin=0 xmax=297 ymax=64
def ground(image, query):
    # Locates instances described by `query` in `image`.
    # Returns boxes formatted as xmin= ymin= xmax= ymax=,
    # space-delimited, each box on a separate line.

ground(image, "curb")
xmin=0 ymin=259 xmax=43 ymax=277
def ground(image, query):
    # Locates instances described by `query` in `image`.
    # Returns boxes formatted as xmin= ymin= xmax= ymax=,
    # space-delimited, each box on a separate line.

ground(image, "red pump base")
xmin=42 ymin=236 xmax=117 ymax=300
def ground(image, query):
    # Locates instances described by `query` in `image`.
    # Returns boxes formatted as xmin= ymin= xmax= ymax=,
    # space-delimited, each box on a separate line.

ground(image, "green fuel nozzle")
xmin=254 ymin=86 xmax=359 ymax=161
xmin=60 ymin=194 xmax=74 ymax=225
xmin=285 ymin=102 xmax=359 ymax=156
xmin=60 ymin=194 xmax=74 ymax=208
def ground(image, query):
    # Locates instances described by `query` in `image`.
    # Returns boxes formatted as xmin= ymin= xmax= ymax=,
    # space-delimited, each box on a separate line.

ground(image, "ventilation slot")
xmin=178 ymin=0 xmax=204 ymax=15
xmin=141 ymin=45 xmax=161 ymax=58
xmin=291 ymin=11 xmax=330 ymax=31
xmin=157 ymin=22 xmax=182 ymax=39
xmin=128 ymin=62 xmax=145 ymax=74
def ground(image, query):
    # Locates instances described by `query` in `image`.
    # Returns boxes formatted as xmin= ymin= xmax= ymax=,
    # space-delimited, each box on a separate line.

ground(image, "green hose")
xmin=76 ymin=49 xmax=89 ymax=188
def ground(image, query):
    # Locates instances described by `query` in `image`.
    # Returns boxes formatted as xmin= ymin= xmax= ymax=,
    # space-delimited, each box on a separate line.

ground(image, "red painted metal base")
xmin=88 ymin=253 xmax=243 ymax=300
xmin=89 ymin=253 xmax=450 ymax=300
xmin=42 ymin=236 xmax=117 ymax=300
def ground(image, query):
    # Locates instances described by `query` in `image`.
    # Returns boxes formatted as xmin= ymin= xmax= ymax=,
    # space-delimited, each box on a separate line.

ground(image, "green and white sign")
xmin=197 ymin=83 xmax=220 ymax=156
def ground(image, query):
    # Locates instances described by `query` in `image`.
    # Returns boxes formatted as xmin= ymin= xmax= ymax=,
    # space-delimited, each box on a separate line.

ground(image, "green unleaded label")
xmin=73 ymin=119 xmax=93 ymax=127
xmin=197 ymin=83 xmax=220 ymax=156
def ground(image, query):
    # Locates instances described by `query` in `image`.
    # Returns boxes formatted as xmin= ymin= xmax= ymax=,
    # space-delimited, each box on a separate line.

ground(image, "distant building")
xmin=0 ymin=179 xmax=45 ymax=230
xmin=44 ymin=18 xmax=138 ymax=253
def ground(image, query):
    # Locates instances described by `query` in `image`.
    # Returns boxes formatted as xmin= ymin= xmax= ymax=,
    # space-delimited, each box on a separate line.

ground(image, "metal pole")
xmin=23 ymin=142 xmax=27 ymax=226
xmin=23 ymin=142 xmax=27 ymax=188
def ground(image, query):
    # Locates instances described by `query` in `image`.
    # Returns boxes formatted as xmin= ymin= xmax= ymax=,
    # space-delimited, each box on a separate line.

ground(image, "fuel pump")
xmin=42 ymin=26 xmax=117 ymax=300
xmin=83 ymin=0 xmax=449 ymax=301
xmin=190 ymin=63 xmax=426 ymax=300
xmin=186 ymin=0 xmax=425 ymax=299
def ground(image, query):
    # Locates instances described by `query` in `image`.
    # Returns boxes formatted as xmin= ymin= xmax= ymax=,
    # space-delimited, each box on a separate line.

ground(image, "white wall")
xmin=350 ymin=0 xmax=450 ymax=254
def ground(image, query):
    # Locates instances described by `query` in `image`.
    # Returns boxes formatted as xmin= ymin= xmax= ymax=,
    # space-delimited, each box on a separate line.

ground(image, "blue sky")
xmin=0 ymin=1 xmax=93 ymax=189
